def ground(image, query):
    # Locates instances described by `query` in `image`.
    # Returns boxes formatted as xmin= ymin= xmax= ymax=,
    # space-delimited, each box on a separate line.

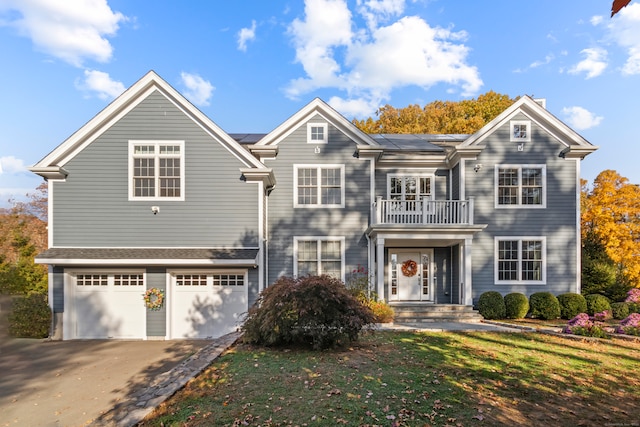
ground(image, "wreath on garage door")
xmin=143 ymin=287 xmax=165 ymax=310
xmin=401 ymin=259 xmax=418 ymax=277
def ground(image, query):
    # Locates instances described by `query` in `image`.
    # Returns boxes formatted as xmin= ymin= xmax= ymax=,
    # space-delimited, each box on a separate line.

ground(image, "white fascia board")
xmin=34 ymin=258 xmax=258 ymax=266
xmin=255 ymin=98 xmax=379 ymax=147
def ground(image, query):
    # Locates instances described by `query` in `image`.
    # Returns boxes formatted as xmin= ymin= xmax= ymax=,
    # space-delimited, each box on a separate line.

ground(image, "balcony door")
xmin=389 ymin=250 xmax=434 ymax=302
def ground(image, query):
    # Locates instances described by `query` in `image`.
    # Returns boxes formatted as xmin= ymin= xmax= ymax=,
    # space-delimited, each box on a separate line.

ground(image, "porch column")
xmin=463 ymin=238 xmax=473 ymax=306
xmin=376 ymin=237 xmax=385 ymax=299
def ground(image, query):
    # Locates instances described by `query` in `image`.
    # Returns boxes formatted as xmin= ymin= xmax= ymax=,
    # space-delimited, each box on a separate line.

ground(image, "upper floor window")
xmin=129 ymin=141 xmax=185 ymax=201
xmin=496 ymin=165 xmax=546 ymax=208
xmin=307 ymin=123 xmax=328 ymax=144
xmin=294 ymin=164 xmax=345 ymax=208
xmin=510 ymin=120 xmax=531 ymax=142
xmin=388 ymin=175 xmax=433 ymax=201
xmin=495 ymin=237 xmax=546 ymax=284
xmin=294 ymin=236 xmax=345 ymax=280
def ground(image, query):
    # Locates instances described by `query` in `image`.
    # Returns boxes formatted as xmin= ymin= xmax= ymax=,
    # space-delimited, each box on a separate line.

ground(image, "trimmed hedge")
xmin=557 ymin=293 xmax=587 ymax=319
xmin=504 ymin=293 xmax=529 ymax=319
xmin=585 ymin=294 xmax=611 ymax=315
xmin=529 ymin=292 xmax=561 ymax=320
xmin=242 ymin=275 xmax=376 ymax=349
xmin=8 ymin=293 xmax=51 ymax=338
xmin=478 ymin=291 xmax=506 ymax=319
xmin=611 ymin=302 xmax=630 ymax=320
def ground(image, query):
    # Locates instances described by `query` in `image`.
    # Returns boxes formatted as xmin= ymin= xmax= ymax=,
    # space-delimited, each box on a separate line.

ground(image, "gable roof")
xmin=30 ymin=70 xmax=268 ymax=179
xmin=254 ymin=98 xmax=379 ymax=147
xmin=459 ymin=96 xmax=598 ymax=158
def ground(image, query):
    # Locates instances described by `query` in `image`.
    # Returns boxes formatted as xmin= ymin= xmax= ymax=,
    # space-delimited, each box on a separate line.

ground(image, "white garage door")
xmin=69 ymin=272 xmax=146 ymax=339
xmin=170 ymin=271 xmax=247 ymax=339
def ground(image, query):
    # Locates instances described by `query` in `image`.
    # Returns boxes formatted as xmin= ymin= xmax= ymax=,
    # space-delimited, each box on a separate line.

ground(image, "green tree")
xmin=0 ymin=183 xmax=48 ymax=295
xmin=353 ymin=91 xmax=516 ymax=134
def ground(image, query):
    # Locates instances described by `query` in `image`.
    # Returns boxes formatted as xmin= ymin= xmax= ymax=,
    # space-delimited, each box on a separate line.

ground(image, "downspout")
xmin=450 ymin=246 xmax=453 ymax=304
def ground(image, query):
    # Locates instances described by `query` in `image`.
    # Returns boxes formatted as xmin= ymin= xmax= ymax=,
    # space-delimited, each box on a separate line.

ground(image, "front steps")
xmin=389 ymin=303 xmax=483 ymax=323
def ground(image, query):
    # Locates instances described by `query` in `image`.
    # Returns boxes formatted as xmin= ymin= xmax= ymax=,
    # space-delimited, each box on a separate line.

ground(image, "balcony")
xmin=372 ymin=197 xmax=474 ymax=226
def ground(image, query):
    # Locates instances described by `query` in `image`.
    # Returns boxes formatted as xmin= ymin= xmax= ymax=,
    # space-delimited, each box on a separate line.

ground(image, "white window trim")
xmin=386 ymin=174 xmax=436 ymax=200
xmin=494 ymin=236 xmax=546 ymax=285
xmin=307 ymin=123 xmax=328 ymax=144
xmin=128 ymin=140 xmax=185 ymax=201
xmin=494 ymin=164 xmax=546 ymax=209
xmin=293 ymin=164 xmax=345 ymax=208
xmin=510 ymin=120 xmax=531 ymax=142
xmin=169 ymin=269 xmax=248 ymax=286
xmin=293 ymin=236 xmax=346 ymax=282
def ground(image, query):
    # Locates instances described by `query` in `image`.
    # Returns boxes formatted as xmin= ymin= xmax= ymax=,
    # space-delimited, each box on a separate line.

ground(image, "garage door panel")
xmin=171 ymin=272 xmax=247 ymax=339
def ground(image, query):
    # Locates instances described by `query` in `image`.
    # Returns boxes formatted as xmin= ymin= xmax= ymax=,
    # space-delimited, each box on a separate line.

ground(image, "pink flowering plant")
xmin=562 ymin=313 xmax=609 ymax=338
xmin=593 ymin=310 xmax=611 ymax=321
xmin=615 ymin=313 xmax=640 ymax=336
xmin=625 ymin=288 xmax=640 ymax=304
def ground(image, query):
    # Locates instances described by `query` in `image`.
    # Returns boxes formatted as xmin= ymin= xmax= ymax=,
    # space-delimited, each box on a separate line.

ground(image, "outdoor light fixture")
xmin=151 ymin=206 xmax=160 ymax=215
xmin=474 ymin=164 xmax=483 ymax=173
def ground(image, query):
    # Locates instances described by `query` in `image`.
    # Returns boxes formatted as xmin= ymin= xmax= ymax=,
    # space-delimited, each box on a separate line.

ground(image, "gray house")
xmin=30 ymin=71 xmax=597 ymax=340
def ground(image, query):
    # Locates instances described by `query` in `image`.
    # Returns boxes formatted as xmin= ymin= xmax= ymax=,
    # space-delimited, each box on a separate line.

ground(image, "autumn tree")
xmin=353 ymin=91 xmax=517 ymax=134
xmin=581 ymin=170 xmax=640 ymax=299
xmin=0 ymin=182 xmax=48 ymax=295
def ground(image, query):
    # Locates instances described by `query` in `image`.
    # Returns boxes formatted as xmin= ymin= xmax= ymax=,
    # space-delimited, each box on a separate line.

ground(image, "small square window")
xmin=510 ymin=121 xmax=531 ymax=142
xmin=307 ymin=123 xmax=328 ymax=144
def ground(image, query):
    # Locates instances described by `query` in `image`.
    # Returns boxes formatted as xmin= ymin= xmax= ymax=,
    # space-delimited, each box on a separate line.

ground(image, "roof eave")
xmin=28 ymin=166 xmax=69 ymax=180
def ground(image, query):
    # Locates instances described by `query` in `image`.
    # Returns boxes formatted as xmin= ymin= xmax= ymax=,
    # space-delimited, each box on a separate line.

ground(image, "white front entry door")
xmin=390 ymin=250 xmax=434 ymax=302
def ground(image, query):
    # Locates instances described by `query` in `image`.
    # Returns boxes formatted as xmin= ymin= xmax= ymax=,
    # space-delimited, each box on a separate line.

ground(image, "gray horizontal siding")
xmin=52 ymin=91 xmax=259 ymax=248
xmin=468 ymin=114 xmax=579 ymax=300
xmin=266 ymin=115 xmax=369 ymax=285
xmin=146 ymin=267 xmax=166 ymax=337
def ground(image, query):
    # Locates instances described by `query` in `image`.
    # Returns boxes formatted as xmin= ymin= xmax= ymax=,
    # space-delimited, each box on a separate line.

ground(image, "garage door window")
xmin=175 ymin=274 xmax=207 ymax=286
xmin=213 ymin=274 xmax=244 ymax=286
xmin=114 ymin=274 xmax=144 ymax=286
xmin=76 ymin=274 xmax=108 ymax=286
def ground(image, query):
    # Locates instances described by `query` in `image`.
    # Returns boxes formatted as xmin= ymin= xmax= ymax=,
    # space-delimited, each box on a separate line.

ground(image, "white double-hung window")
xmin=495 ymin=237 xmax=546 ymax=284
xmin=294 ymin=164 xmax=345 ymax=208
xmin=496 ymin=165 xmax=546 ymax=208
xmin=129 ymin=141 xmax=185 ymax=201
xmin=294 ymin=236 xmax=345 ymax=280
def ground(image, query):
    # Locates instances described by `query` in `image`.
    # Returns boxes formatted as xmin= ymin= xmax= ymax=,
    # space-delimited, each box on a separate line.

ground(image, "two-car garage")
xmin=64 ymin=269 xmax=248 ymax=340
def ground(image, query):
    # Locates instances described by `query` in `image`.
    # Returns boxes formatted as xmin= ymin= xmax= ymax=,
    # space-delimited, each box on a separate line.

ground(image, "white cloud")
xmin=561 ymin=106 xmax=603 ymax=131
xmin=0 ymin=156 xmax=27 ymax=174
xmin=568 ymin=47 xmax=608 ymax=79
xmin=606 ymin=3 xmax=640 ymax=75
xmin=327 ymin=95 xmax=380 ymax=118
xmin=75 ymin=69 xmax=125 ymax=100
xmin=590 ymin=15 xmax=604 ymax=26
xmin=180 ymin=72 xmax=215 ymax=107
xmin=237 ymin=20 xmax=257 ymax=52
xmin=285 ymin=0 xmax=482 ymax=117
xmin=0 ymin=0 xmax=127 ymax=67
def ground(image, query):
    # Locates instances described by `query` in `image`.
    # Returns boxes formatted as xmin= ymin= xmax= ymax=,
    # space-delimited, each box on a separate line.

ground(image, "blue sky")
xmin=0 ymin=0 xmax=638 ymax=206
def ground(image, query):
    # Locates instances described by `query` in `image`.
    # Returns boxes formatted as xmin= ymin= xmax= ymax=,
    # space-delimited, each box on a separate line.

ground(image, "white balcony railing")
xmin=372 ymin=197 xmax=474 ymax=225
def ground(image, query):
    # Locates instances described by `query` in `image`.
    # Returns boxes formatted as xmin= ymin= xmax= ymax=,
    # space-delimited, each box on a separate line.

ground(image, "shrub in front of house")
xmin=8 ymin=293 xmax=51 ymax=338
xmin=615 ymin=313 xmax=640 ymax=336
xmin=504 ymin=293 xmax=529 ymax=319
xmin=242 ymin=275 xmax=376 ymax=350
xmin=529 ymin=292 xmax=561 ymax=320
xmin=557 ymin=293 xmax=588 ymax=319
xmin=478 ymin=291 xmax=506 ymax=319
xmin=585 ymin=294 xmax=611 ymax=316
xmin=628 ymin=303 xmax=640 ymax=314
xmin=611 ymin=302 xmax=630 ymax=320
xmin=562 ymin=313 xmax=609 ymax=338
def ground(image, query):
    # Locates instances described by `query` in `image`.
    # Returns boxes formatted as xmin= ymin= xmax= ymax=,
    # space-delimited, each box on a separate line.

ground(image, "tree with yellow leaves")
xmin=353 ymin=91 xmax=516 ymax=134
xmin=582 ymin=170 xmax=640 ymax=298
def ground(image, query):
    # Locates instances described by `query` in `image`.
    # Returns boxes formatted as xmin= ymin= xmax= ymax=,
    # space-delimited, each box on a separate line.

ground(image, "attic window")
xmin=129 ymin=140 xmax=185 ymax=201
xmin=510 ymin=121 xmax=531 ymax=142
xmin=307 ymin=123 xmax=328 ymax=144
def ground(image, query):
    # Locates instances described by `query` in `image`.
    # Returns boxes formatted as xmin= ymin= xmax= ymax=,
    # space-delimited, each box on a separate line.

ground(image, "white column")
xmin=463 ymin=238 xmax=473 ymax=306
xmin=376 ymin=237 xmax=385 ymax=299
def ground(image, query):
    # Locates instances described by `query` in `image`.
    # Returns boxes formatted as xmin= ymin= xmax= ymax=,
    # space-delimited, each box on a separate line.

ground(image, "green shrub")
xmin=585 ymin=294 xmax=611 ymax=315
xmin=242 ymin=275 xmax=376 ymax=350
xmin=611 ymin=302 xmax=630 ymax=320
xmin=629 ymin=303 xmax=640 ymax=314
xmin=529 ymin=292 xmax=561 ymax=320
xmin=8 ymin=293 xmax=51 ymax=338
xmin=477 ymin=291 xmax=506 ymax=319
xmin=367 ymin=300 xmax=394 ymax=323
xmin=556 ymin=293 xmax=588 ymax=319
xmin=504 ymin=293 xmax=529 ymax=319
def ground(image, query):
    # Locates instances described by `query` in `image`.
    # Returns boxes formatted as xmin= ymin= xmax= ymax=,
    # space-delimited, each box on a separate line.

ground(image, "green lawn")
xmin=141 ymin=331 xmax=640 ymax=426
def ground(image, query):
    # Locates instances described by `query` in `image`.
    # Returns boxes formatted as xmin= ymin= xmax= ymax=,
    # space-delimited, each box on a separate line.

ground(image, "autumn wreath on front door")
xmin=401 ymin=259 xmax=418 ymax=277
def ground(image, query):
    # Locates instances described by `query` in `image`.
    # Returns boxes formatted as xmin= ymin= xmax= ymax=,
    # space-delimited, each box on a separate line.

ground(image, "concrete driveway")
xmin=0 ymin=296 xmax=211 ymax=427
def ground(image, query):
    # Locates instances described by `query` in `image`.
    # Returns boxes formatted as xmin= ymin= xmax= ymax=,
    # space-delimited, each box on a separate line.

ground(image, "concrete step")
xmin=389 ymin=304 xmax=484 ymax=323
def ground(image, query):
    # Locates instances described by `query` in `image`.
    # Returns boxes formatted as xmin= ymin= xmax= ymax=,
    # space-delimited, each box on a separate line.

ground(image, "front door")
xmin=390 ymin=250 xmax=434 ymax=302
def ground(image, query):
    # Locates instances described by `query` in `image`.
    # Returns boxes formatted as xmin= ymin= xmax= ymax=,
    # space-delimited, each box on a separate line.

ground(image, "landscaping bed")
xmin=140 ymin=330 xmax=640 ymax=426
